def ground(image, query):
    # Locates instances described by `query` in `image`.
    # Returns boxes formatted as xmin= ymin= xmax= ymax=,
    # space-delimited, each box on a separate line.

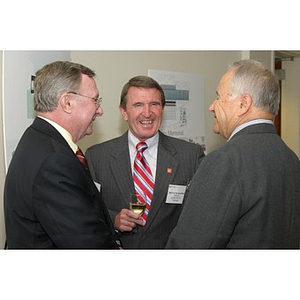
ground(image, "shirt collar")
xmin=37 ymin=116 xmax=78 ymax=153
xmin=128 ymin=130 xmax=159 ymax=154
xmin=228 ymin=119 xmax=274 ymax=141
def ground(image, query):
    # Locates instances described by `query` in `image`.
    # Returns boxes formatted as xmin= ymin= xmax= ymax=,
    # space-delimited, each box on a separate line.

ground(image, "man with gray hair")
xmin=4 ymin=61 xmax=120 ymax=249
xmin=167 ymin=59 xmax=300 ymax=249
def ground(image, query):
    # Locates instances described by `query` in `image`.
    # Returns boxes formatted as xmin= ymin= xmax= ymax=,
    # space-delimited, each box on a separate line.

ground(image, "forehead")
xmin=127 ymin=86 xmax=162 ymax=101
xmin=217 ymin=69 xmax=234 ymax=93
xmin=80 ymin=74 xmax=98 ymax=92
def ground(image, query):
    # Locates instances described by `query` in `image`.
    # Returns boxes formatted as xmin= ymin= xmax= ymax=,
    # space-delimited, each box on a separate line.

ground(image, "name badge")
xmin=165 ymin=184 xmax=187 ymax=204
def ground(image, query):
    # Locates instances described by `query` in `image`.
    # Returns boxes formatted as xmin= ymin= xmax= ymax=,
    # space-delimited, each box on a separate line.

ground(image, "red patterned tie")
xmin=76 ymin=148 xmax=89 ymax=170
xmin=133 ymin=142 xmax=154 ymax=223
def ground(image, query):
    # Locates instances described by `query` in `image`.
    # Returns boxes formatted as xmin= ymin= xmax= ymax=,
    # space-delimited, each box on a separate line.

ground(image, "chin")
xmin=143 ymin=130 xmax=158 ymax=139
xmin=85 ymin=126 xmax=93 ymax=136
xmin=213 ymin=127 xmax=220 ymax=135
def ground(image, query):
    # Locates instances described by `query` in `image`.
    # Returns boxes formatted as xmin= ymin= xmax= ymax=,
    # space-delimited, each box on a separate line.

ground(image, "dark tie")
xmin=133 ymin=142 xmax=154 ymax=223
xmin=76 ymin=148 xmax=89 ymax=170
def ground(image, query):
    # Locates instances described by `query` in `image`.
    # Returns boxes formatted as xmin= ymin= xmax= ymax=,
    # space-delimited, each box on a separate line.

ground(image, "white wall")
xmin=0 ymin=51 xmax=6 ymax=248
xmin=282 ymin=58 xmax=300 ymax=156
xmin=73 ymin=51 xmax=243 ymax=153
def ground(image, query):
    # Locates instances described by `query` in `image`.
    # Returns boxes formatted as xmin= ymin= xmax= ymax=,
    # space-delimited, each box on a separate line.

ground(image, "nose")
xmin=209 ymin=100 xmax=216 ymax=112
xmin=143 ymin=104 xmax=152 ymax=117
xmin=96 ymin=105 xmax=103 ymax=117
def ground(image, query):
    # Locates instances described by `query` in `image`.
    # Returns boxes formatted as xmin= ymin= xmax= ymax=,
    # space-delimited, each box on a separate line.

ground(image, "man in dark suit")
xmin=86 ymin=75 xmax=205 ymax=249
xmin=4 ymin=61 xmax=120 ymax=249
xmin=166 ymin=59 xmax=300 ymax=249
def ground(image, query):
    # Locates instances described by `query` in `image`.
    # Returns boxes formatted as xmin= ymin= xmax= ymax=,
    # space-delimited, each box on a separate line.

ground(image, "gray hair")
xmin=229 ymin=59 xmax=280 ymax=115
xmin=120 ymin=75 xmax=165 ymax=109
xmin=34 ymin=61 xmax=96 ymax=112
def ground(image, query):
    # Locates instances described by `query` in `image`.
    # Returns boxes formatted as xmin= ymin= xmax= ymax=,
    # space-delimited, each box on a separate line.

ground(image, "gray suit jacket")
xmin=86 ymin=131 xmax=205 ymax=248
xmin=166 ymin=124 xmax=300 ymax=249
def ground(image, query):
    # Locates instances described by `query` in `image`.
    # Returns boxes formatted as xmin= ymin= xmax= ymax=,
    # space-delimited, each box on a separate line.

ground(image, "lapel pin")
xmin=167 ymin=168 xmax=172 ymax=174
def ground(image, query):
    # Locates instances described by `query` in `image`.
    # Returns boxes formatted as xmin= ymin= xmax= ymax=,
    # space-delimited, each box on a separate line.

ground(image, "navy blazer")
xmin=4 ymin=117 xmax=119 ymax=249
xmin=86 ymin=131 xmax=205 ymax=248
xmin=167 ymin=124 xmax=300 ymax=249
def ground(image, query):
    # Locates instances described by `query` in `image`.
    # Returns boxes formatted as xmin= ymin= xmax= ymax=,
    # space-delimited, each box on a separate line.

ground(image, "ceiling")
xmin=275 ymin=51 xmax=300 ymax=60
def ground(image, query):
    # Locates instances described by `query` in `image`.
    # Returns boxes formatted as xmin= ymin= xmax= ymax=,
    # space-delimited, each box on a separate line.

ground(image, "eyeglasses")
xmin=68 ymin=91 xmax=102 ymax=106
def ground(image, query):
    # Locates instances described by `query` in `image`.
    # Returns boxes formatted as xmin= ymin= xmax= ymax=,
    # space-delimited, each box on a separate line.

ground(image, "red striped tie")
xmin=76 ymin=148 xmax=89 ymax=170
xmin=133 ymin=142 xmax=154 ymax=223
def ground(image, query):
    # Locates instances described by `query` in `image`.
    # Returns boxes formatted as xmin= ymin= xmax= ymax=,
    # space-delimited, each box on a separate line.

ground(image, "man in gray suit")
xmin=86 ymin=75 xmax=205 ymax=248
xmin=167 ymin=59 xmax=300 ymax=249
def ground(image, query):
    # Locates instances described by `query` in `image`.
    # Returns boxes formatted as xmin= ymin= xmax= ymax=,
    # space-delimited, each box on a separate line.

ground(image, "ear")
xmin=59 ymin=93 xmax=72 ymax=114
xmin=238 ymin=94 xmax=252 ymax=116
xmin=119 ymin=105 xmax=128 ymax=121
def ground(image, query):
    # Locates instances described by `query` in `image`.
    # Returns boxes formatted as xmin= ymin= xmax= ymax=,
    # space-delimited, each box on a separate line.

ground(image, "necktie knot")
xmin=76 ymin=148 xmax=84 ymax=157
xmin=136 ymin=142 xmax=148 ymax=154
xmin=76 ymin=147 xmax=89 ymax=170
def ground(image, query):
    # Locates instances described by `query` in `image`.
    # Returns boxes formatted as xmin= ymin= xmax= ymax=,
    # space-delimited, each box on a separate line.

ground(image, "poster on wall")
xmin=148 ymin=69 xmax=206 ymax=151
xmin=3 ymin=51 xmax=71 ymax=170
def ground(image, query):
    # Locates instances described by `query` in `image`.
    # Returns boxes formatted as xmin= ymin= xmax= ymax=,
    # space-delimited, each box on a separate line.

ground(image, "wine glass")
xmin=129 ymin=192 xmax=146 ymax=216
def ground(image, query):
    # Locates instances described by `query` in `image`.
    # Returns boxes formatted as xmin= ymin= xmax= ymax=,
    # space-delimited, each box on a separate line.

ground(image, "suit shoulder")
xmin=164 ymin=134 xmax=204 ymax=152
xmin=87 ymin=136 xmax=123 ymax=153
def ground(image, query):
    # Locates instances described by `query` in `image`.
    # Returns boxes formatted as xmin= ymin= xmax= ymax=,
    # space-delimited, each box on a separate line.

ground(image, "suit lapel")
xmin=110 ymin=133 xmax=135 ymax=206
xmin=144 ymin=132 xmax=178 ymax=230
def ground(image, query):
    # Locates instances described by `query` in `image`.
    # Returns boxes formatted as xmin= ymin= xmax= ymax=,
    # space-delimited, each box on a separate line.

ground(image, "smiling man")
xmin=4 ymin=61 xmax=120 ymax=249
xmin=86 ymin=75 xmax=205 ymax=249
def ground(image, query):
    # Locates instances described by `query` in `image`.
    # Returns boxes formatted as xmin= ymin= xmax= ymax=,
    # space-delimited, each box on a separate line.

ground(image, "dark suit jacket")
xmin=86 ymin=131 xmax=205 ymax=249
xmin=166 ymin=124 xmax=300 ymax=249
xmin=4 ymin=117 xmax=119 ymax=249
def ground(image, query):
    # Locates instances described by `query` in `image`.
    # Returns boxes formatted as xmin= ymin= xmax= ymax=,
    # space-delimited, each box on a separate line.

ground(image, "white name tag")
xmin=165 ymin=184 xmax=187 ymax=204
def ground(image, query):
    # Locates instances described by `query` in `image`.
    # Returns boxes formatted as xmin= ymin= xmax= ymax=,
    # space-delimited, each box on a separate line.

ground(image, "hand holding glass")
xmin=129 ymin=192 xmax=146 ymax=216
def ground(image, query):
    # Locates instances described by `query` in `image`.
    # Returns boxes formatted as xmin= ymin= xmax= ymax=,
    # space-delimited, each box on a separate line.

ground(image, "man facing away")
xmin=166 ymin=59 xmax=300 ymax=249
xmin=4 ymin=61 xmax=120 ymax=249
xmin=86 ymin=75 xmax=205 ymax=248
